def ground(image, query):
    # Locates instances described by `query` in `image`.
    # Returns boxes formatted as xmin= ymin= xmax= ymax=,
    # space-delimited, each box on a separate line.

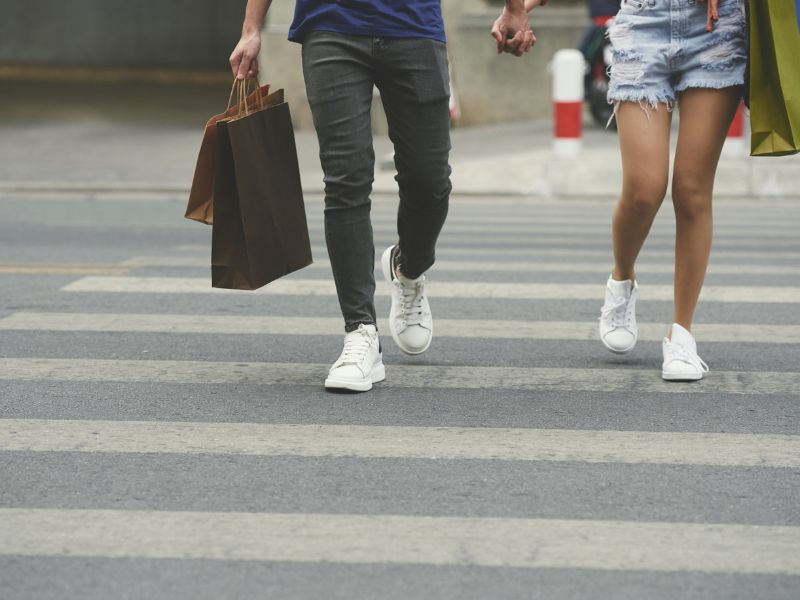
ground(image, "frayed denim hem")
xmin=674 ymin=78 xmax=745 ymax=94
xmin=605 ymin=91 xmax=675 ymax=127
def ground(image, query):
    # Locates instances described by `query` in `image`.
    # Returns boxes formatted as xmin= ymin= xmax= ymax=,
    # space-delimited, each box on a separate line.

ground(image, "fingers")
xmin=521 ymin=30 xmax=536 ymax=54
xmin=247 ymin=58 xmax=259 ymax=80
xmin=229 ymin=50 xmax=242 ymax=78
xmin=235 ymin=50 xmax=260 ymax=80
xmin=504 ymin=30 xmax=525 ymax=56
xmin=491 ymin=22 xmax=506 ymax=54
xmin=236 ymin=53 xmax=254 ymax=80
xmin=503 ymin=29 xmax=536 ymax=57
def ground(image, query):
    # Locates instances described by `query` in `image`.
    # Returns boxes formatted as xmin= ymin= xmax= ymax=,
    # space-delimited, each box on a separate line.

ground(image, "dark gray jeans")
xmin=302 ymin=32 xmax=452 ymax=332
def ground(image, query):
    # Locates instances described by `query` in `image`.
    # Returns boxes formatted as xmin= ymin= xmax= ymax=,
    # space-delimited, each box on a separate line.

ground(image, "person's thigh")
xmin=302 ymin=33 xmax=376 ymax=212
xmin=672 ymin=86 xmax=742 ymax=206
xmin=375 ymin=37 xmax=452 ymax=201
xmin=616 ymin=100 xmax=672 ymax=206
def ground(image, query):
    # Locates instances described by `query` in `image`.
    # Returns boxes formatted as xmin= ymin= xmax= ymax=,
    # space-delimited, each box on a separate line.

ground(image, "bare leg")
xmin=611 ymin=102 xmax=673 ymax=282
xmin=671 ymin=87 xmax=741 ymax=332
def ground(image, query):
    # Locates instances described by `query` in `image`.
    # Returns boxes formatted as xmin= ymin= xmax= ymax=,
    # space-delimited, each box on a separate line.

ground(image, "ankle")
xmin=611 ymin=267 xmax=635 ymax=282
xmin=667 ymin=322 xmax=692 ymax=341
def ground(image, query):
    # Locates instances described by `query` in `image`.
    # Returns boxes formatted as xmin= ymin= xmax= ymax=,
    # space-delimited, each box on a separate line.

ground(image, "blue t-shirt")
xmin=288 ymin=1 xmax=445 ymax=43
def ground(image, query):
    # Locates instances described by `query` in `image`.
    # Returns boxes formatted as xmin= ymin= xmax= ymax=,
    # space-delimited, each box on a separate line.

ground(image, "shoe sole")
xmin=599 ymin=326 xmax=637 ymax=355
xmin=601 ymin=338 xmax=637 ymax=355
xmin=661 ymin=371 xmax=704 ymax=382
xmin=381 ymin=246 xmax=432 ymax=356
xmin=325 ymin=363 xmax=386 ymax=392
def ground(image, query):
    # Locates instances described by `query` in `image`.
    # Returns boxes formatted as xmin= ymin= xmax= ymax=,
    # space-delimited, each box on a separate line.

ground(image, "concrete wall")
xmin=1 ymin=0 xmax=587 ymax=126
xmin=0 ymin=0 xmax=246 ymax=68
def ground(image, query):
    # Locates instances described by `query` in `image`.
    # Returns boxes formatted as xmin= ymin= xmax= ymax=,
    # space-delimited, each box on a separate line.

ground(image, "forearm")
xmin=505 ymin=0 xmax=525 ymax=9
xmin=242 ymin=0 xmax=273 ymax=35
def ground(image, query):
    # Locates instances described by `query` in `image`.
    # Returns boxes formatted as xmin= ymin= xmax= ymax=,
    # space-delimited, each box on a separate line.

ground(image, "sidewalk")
xmin=0 ymin=80 xmax=796 ymax=199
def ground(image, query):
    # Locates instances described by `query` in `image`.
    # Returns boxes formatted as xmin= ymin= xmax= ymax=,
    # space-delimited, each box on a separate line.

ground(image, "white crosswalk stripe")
xmin=306 ymin=222 xmax=800 ymax=238
xmin=171 ymin=244 xmax=800 ymax=261
xmin=2 ymin=312 xmax=799 ymax=344
xmin=2 ymin=419 xmax=797 ymax=467
xmin=60 ymin=276 xmax=800 ymax=303
xmin=119 ymin=256 xmax=800 ymax=276
xmin=2 ymin=508 xmax=798 ymax=573
xmin=2 ymin=357 xmax=798 ymax=394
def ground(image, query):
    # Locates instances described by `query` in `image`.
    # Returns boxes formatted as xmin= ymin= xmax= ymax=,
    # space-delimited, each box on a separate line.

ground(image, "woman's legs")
xmin=611 ymin=102 xmax=673 ymax=282
xmin=670 ymin=87 xmax=742 ymax=332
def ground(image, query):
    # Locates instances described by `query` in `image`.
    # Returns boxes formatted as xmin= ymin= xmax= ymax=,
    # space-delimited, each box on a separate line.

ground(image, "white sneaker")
xmin=599 ymin=276 xmax=638 ymax=354
xmin=662 ymin=323 xmax=709 ymax=381
xmin=324 ymin=324 xmax=385 ymax=392
xmin=381 ymin=245 xmax=433 ymax=355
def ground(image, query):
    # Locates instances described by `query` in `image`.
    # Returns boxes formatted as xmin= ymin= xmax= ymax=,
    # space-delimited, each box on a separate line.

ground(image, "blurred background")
xmin=0 ymin=0 xmax=586 ymax=127
xmin=1 ymin=0 xmax=794 ymax=199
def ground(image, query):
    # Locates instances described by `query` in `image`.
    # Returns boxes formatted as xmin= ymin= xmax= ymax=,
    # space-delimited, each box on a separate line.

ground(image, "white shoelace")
xmin=665 ymin=341 xmax=710 ymax=373
xmin=395 ymin=278 xmax=426 ymax=328
xmin=335 ymin=326 xmax=374 ymax=368
xmin=600 ymin=294 xmax=633 ymax=329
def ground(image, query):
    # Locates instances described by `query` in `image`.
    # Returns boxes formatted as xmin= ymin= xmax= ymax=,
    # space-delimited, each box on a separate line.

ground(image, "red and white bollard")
xmin=722 ymin=102 xmax=745 ymax=157
xmin=552 ymin=49 xmax=585 ymax=157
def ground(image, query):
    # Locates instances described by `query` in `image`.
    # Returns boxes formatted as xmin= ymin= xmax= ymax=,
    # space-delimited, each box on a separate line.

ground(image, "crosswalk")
xmin=2 ymin=357 xmax=799 ymax=394
xmin=2 ymin=420 xmax=797 ymax=467
xmin=4 ymin=509 xmax=798 ymax=573
xmin=2 ymin=196 xmax=799 ymax=596
xmin=59 ymin=276 xmax=800 ymax=302
xmin=4 ymin=312 xmax=800 ymax=342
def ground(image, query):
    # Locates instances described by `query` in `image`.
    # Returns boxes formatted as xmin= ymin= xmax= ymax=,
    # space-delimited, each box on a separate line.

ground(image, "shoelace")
xmin=336 ymin=326 xmax=373 ymax=367
xmin=600 ymin=295 xmax=633 ymax=329
xmin=665 ymin=342 xmax=710 ymax=373
xmin=396 ymin=279 xmax=426 ymax=328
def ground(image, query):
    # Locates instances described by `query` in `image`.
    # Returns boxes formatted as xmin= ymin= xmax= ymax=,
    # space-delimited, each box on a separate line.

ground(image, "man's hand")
xmin=229 ymin=31 xmax=261 ymax=80
xmin=491 ymin=5 xmax=535 ymax=57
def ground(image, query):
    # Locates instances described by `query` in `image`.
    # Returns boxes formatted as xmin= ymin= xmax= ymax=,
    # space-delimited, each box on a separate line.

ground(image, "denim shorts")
xmin=607 ymin=0 xmax=746 ymax=109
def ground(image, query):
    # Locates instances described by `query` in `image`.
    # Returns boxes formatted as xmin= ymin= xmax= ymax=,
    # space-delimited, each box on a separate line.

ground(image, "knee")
xmin=323 ymin=164 xmax=374 ymax=214
xmin=396 ymin=161 xmax=452 ymax=202
xmin=620 ymin=181 xmax=667 ymax=216
xmin=672 ymin=176 xmax=711 ymax=221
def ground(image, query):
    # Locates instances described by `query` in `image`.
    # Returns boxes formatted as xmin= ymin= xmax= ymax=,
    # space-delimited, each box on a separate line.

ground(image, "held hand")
xmin=229 ymin=31 xmax=261 ymax=80
xmin=491 ymin=7 xmax=536 ymax=58
xmin=697 ymin=0 xmax=719 ymax=31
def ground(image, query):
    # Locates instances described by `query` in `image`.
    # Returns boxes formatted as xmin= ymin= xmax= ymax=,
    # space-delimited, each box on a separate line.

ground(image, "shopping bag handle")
xmin=226 ymin=78 xmax=266 ymax=117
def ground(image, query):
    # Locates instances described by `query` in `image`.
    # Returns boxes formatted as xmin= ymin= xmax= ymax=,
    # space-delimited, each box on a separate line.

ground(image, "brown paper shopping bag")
xmin=211 ymin=83 xmax=312 ymax=290
xmin=184 ymin=83 xmax=278 ymax=224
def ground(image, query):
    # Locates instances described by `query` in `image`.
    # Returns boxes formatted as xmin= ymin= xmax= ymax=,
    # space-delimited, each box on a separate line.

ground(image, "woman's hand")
xmin=698 ymin=0 xmax=719 ymax=31
xmin=229 ymin=31 xmax=261 ymax=80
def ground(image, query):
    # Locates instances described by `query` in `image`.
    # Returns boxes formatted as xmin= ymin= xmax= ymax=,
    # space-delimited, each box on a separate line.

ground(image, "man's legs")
xmin=376 ymin=38 xmax=452 ymax=279
xmin=303 ymin=33 xmax=385 ymax=392
xmin=372 ymin=38 xmax=451 ymax=355
xmin=302 ymin=33 xmax=377 ymax=332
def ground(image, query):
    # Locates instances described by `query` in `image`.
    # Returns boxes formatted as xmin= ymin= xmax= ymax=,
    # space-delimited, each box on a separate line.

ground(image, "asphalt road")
xmin=1 ymin=192 xmax=799 ymax=599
